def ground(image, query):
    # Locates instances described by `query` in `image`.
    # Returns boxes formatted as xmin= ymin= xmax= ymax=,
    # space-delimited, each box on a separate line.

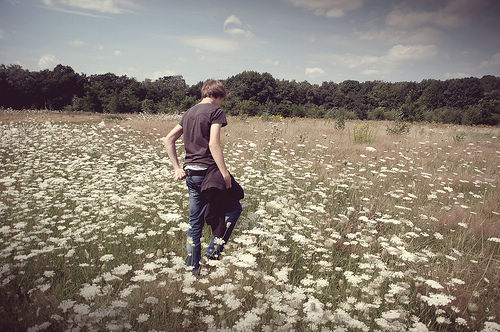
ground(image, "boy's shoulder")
xmin=185 ymin=103 xmax=224 ymax=116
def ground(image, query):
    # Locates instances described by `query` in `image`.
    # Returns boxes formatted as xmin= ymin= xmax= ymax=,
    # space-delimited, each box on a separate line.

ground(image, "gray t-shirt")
xmin=179 ymin=103 xmax=227 ymax=168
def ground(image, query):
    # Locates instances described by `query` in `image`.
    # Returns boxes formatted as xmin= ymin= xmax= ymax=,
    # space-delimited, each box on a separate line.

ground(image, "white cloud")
xmin=150 ymin=69 xmax=176 ymax=81
xmin=180 ymin=36 xmax=239 ymax=53
xmin=305 ymin=67 xmax=325 ymax=77
xmin=38 ymin=54 xmax=58 ymax=69
xmin=41 ymin=0 xmax=138 ymax=15
xmin=113 ymin=50 xmax=121 ymax=56
xmin=386 ymin=44 xmax=437 ymax=61
xmin=443 ymin=72 xmax=469 ymax=79
xmin=69 ymin=39 xmax=87 ymax=47
xmin=285 ymin=0 xmax=363 ymax=18
xmin=480 ymin=53 xmax=500 ymax=68
xmin=223 ymin=14 xmax=254 ymax=38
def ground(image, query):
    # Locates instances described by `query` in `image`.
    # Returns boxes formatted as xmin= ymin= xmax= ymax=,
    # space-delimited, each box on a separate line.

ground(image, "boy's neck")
xmin=200 ymin=97 xmax=215 ymax=104
xmin=200 ymin=97 xmax=224 ymax=107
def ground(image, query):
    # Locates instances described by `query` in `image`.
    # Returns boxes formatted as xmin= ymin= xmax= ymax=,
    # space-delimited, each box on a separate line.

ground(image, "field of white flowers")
xmin=1 ymin=109 xmax=499 ymax=332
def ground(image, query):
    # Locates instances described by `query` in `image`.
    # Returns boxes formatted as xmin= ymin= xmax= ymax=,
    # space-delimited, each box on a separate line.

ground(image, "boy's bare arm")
xmin=209 ymin=123 xmax=231 ymax=189
xmin=162 ymin=124 xmax=186 ymax=180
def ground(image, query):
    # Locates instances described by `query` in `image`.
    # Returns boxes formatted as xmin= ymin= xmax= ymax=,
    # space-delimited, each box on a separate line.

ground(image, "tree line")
xmin=1 ymin=64 xmax=499 ymax=125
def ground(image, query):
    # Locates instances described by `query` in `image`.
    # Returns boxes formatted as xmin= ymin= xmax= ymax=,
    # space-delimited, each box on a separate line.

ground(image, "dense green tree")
xmin=480 ymin=75 xmax=500 ymax=93
xmin=43 ymin=65 xmax=85 ymax=109
xmin=1 ymin=64 xmax=499 ymax=125
xmin=443 ymin=78 xmax=483 ymax=109
xmin=81 ymin=81 xmax=106 ymax=113
xmin=187 ymin=81 xmax=203 ymax=99
xmin=0 ymin=64 xmax=35 ymax=108
xmin=225 ymin=71 xmax=277 ymax=104
xmin=418 ymin=79 xmax=445 ymax=109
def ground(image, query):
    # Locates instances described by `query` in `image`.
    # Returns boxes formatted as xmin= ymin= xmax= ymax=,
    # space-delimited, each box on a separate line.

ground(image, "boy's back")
xmin=180 ymin=103 xmax=227 ymax=168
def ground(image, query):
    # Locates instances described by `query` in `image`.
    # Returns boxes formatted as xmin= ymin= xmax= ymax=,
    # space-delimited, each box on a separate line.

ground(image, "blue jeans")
xmin=185 ymin=175 xmax=242 ymax=273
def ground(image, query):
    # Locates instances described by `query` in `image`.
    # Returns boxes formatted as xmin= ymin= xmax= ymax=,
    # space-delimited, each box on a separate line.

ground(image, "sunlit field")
xmin=1 ymin=109 xmax=499 ymax=331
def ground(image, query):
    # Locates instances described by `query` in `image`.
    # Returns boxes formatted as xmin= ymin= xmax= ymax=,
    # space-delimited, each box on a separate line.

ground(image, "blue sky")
xmin=1 ymin=0 xmax=499 ymax=85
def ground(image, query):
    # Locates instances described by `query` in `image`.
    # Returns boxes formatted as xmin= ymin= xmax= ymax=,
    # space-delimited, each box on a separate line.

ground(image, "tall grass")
xmin=0 ymin=110 xmax=499 ymax=331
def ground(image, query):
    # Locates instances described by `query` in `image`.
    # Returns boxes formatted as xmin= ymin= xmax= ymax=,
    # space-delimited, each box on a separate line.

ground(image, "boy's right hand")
xmin=174 ymin=168 xmax=186 ymax=180
xmin=222 ymin=172 xmax=232 ymax=189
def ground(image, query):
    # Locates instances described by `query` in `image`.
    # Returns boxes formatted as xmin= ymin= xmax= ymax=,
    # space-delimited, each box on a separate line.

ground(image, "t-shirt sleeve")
xmin=179 ymin=112 xmax=186 ymax=127
xmin=211 ymin=107 xmax=228 ymax=127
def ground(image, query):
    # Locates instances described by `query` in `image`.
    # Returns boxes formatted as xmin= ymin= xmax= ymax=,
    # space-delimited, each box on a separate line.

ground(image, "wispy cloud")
xmin=40 ymin=5 xmax=112 ymax=18
xmin=262 ymin=59 xmax=280 ymax=66
xmin=38 ymin=54 xmax=58 ymax=69
xmin=318 ymin=43 xmax=438 ymax=77
xmin=443 ymin=72 xmax=469 ymax=79
xmin=385 ymin=0 xmax=488 ymax=29
xmin=223 ymin=14 xmax=255 ymax=38
xmin=284 ymin=0 xmax=363 ymax=18
xmin=355 ymin=27 xmax=442 ymax=44
xmin=324 ymin=44 xmax=437 ymax=67
xmin=69 ymin=39 xmax=105 ymax=51
xmin=386 ymin=44 xmax=437 ymax=61
xmin=361 ymin=69 xmax=379 ymax=75
xmin=69 ymin=39 xmax=87 ymax=47
xmin=40 ymin=0 xmax=139 ymax=17
xmin=322 ymin=53 xmax=379 ymax=69
xmin=305 ymin=67 xmax=325 ymax=78
xmin=149 ymin=68 xmax=176 ymax=81
xmin=179 ymin=14 xmax=260 ymax=54
xmin=180 ymin=36 xmax=240 ymax=53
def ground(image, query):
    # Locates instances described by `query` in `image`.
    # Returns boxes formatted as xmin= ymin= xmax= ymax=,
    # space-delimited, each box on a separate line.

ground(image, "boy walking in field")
xmin=163 ymin=80 xmax=242 ymax=275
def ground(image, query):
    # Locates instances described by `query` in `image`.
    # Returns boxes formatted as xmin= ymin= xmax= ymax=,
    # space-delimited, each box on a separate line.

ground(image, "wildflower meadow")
xmin=1 ymin=109 xmax=499 ymax=331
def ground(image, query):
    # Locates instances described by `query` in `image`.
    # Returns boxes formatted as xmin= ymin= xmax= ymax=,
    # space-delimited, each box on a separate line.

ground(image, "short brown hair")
xmin=201 ymin=79 xmax=226 ymax=99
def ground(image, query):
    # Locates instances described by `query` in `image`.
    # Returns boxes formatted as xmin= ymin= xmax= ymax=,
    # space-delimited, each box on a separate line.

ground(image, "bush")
xmin=352 ymin=123 xmax=377 ymax=143
xmin=334 ymin=108 xmax=346 ymax=131
xmin=434 ymin=107 xmax=462 ymax=124
xmin=260 ymin=112 xmax=271 ymax=122
xmin=141 ymin=99 xmax=155 ymax=114
xmin=367 ymin=107 xmax=399 ymax=121
xmin=386 ymin=111 xmax=411 ymax=135
xmin=71 ymin=95 xmax=84 ymax=111
xmin=236 ymin=100 xmax=260 ymax=117
xmin=453 ymin=132 xmax=466 ymax=142
xmin=461 ymin=105 xmax=482 ymax=125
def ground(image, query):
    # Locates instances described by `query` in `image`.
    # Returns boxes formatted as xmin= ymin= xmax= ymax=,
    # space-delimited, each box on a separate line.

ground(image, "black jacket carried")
xmin=201 ymin=164 xmax=244 ymax=238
